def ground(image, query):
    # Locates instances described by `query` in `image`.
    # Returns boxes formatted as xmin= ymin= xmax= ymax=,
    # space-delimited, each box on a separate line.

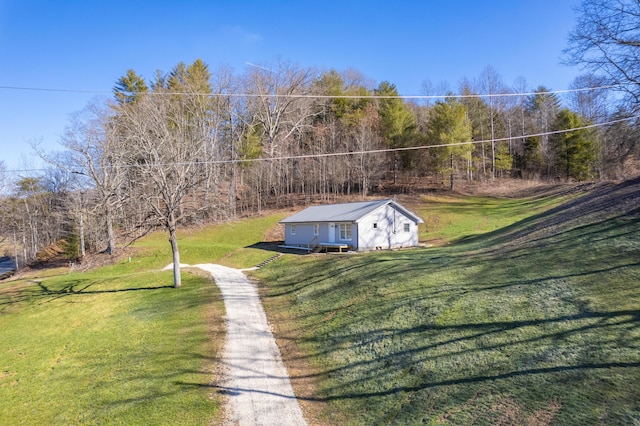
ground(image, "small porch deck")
xmin=317 ymin=242 xmax=352 ymax=253
xmin=278 ymin=242 xmax=353 ymax=254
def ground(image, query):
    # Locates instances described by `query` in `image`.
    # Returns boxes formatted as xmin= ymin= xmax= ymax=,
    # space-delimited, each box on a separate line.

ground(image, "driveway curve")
xmin=193 ymin=264 xmax=307 ymax=426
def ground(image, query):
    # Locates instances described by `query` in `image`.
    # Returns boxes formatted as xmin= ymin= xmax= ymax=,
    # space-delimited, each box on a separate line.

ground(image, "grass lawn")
xmin=134 ymin=213 xmax=287 ymax=270
xmin=256 ymin=184 xmax=640 ymax=425
xmin=412 ymin=191 xmax=568 ymax=245
xmin=0 ymin=213 xmax=284 ymax=425
xmin=0 ymin=267 xmax=223 ymax=425
xmin=2 ymin=185 xmax=637 ymax=424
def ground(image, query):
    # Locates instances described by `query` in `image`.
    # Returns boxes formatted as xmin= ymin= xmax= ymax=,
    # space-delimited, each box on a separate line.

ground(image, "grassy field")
xmin=0 ymin=266 xmax=223 ymax=425
xmin=412 ymin=190 xmax=567 ymax=245
xmin=134 ymin=213 xmax=287 ymax=269
xmin=2 ymin=184 xmax=638 ymax=425
xmin=0 ymin=213 xmax=283 ymax=425
xmin=256 ymin=181 xmax=640 ymax=425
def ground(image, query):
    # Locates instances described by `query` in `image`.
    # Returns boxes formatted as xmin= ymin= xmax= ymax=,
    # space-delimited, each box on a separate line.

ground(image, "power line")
xmin=0 ymin=82 xmax=632 ymax=100
xmin=159 ymin=115 xmax=636 ymax=166
xmin=3 ymin=115 xmax=636 ymax=175
xmin=0 ymin=85 xmax=103 ymax=95
xmin=229 ymin=115 xmax=638 ymax=164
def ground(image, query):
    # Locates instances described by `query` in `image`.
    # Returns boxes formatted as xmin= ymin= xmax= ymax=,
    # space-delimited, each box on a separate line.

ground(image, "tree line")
xmin=1 ymin=0 xmax=638 ymax=285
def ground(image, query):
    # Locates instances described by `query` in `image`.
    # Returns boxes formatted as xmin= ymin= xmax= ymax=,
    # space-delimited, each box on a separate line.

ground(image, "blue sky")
xmin=0 ymin=0 xmax=580 ymax=172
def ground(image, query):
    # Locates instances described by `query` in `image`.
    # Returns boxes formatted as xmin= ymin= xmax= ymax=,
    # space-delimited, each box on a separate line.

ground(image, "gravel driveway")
xmin=194 ymin=264 xmax=307 ymax=426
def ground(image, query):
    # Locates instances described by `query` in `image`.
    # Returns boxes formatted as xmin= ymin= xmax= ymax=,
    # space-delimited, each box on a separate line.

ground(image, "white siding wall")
xmin=283 ymin=203 xmax=420 ymax=251
xmin=357 ymin=204 xmax=420 ymax=250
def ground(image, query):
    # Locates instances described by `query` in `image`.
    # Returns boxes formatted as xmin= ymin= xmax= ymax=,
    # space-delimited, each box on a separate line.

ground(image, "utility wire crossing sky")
xmin=0 ymin=82 xmax=626 ymax=99
xmin=6 ymin=114 xmax=634 ymax=175
xmin=0 ymin=0 xmax=586 ymax=170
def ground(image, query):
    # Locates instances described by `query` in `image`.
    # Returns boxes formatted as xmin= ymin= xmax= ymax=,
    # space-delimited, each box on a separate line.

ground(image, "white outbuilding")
xmin=280 ymin=199 xmax=424 ymax=252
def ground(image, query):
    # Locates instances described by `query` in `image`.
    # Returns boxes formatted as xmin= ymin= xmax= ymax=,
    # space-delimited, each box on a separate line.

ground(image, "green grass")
xmin=134 ymin=213 xmax=286 ymax=269
xmin=0 ymin=268 xmax=223 ymax=425
xmin=412 ymin=192 xmax=568 ymax=246
xmin=3 ymin=189 xmax=637 ymax=424
xmin=0 ymin=213 xmax=284 ymax=425
xmin=257 ymin=190 xmax=640 ymax=424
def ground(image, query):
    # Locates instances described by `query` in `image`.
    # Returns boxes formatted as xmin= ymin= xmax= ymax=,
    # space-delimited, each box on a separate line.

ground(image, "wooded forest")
xmin=1 ymin=0 xmax=638 ymax=280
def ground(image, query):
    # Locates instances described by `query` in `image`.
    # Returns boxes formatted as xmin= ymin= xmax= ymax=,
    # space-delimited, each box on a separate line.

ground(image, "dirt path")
xmin=193 ymin=263 xmax=307 ymax=426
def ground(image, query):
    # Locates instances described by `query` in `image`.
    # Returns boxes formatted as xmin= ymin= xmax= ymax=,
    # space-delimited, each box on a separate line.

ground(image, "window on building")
xmin=339 ymin=223 xmax=352 ymax=240
xmin=373 ymin=223 xmax=378 ymax=229
xmin=314 ymin=223 xmax=319 ymax=235
xmin=404 ymin=223 xmax=410 ymax=232
xmin=290 ymin=224 xmax=296 ymax=235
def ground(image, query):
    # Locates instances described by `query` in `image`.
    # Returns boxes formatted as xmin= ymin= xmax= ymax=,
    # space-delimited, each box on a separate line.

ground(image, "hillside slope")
xmin=257 ymin=177 xmax=640 ymax=425
xmin=487 ymin=176 xmax=640 ymax=249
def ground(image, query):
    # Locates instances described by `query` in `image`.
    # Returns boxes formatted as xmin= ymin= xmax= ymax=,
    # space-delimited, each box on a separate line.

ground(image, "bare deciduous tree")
xmin=0 ymin=161 xmax=9 ymax=197
xmin=244 ymin=60 xmax=317 ymax=206
xmin=565 ymin=0 xmax=640 ymax=111
xmin=59 ymin=100 xmax=126 ymax=255
xmin=117 ymin=87 xmax=209 ymax=288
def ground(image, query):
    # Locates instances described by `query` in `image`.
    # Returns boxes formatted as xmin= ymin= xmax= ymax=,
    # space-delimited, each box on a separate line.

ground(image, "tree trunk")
xmin=13 ymin=230 xmax=19 ymax=270
xmin=79 ymin=210 xmax=86 ymax=258
xmin=105 ymin=217 xmax=115 ymax=255
xmin=22 ymin=229 xmax=27 ymax=265
xmin=168 ymin=213 xmax=181 ymax=288
xmin=566 ymin=138 xmax=571 ymax=181
xmin=481 ymin=142 xmax=486 ymax=178
xmin=105 ymin=205 xmax=116 ymax=255
xmin=450 ymin=153 xmax=455 ymax=191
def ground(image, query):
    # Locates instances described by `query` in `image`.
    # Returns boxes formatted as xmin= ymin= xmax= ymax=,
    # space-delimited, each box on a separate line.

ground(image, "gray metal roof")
xmin=280 ymin=199 xmax=423 ymax=223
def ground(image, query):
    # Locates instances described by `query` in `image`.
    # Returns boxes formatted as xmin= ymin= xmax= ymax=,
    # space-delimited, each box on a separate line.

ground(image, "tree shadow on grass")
xmin=249 ymin=179 xmax=640 ymax=422
xmin=274 ymin=304 xmax=640 ymax=424
xmin=0 ymin=276 xmax=176 ymax=311
xmin=35 ymin=280 xmax=174 ymax=296
xmin=454 ymin=176 xmax=640 ymax=251
xmin=42 ymin=349 xmax=224 ymax=422
xmin=245 ymin=241 xmax=307 ymax=255
xmin=307 ymin=361 xmax=640 ymax=402
xmin=261 ymin=225 xmax=640 ymax=420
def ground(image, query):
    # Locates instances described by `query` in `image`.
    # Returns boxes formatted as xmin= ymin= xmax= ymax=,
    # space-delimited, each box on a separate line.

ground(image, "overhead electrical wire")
xmin=0 ymin=85 xmax=100 ymax=95
xmin=1 ymin=80 xmax=635 ymax=175
xmin=217 ymin=115 xmax=638 ymax=165
xmin=3 ymin=115 xmax=636 ymax=175
xmin=0 ymin=82 xmax=632 ymax=100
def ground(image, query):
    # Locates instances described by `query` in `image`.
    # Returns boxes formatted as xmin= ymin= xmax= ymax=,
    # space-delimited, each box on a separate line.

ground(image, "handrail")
xmin=307 ymin=236 xmax=319 ymax=253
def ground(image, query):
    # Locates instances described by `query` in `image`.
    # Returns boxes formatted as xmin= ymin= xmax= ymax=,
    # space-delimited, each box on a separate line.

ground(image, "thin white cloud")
xmin=219 ymin=25 xmax=262 ymax=44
